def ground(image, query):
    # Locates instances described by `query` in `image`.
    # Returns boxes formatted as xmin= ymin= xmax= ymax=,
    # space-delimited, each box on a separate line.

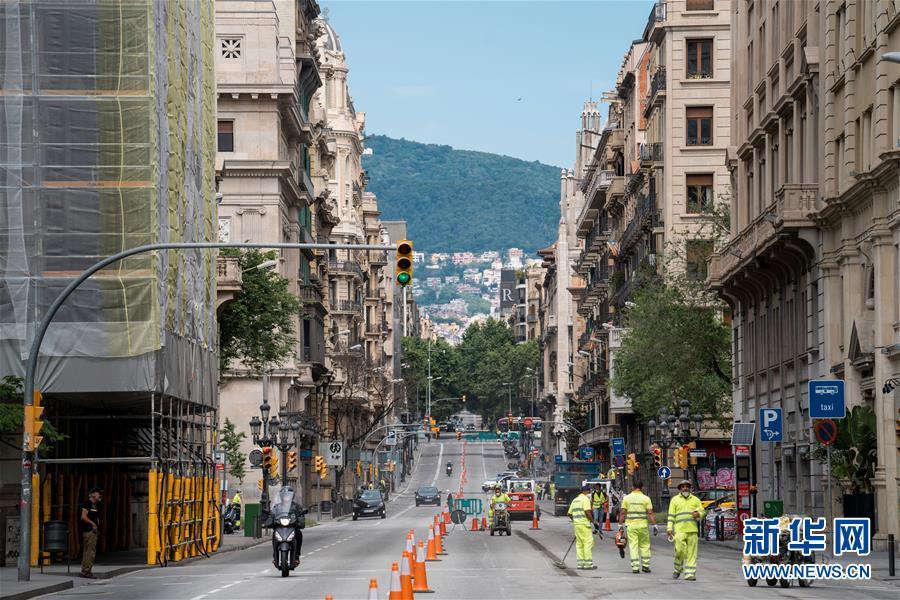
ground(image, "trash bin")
xmin=763 ymin=500 xmax=784 ymax=518
xmin=243 ymin=503 xmax=261 ymax=538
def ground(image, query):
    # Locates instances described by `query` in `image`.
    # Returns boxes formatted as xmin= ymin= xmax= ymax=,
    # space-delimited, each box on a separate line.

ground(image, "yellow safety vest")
xmin=667 ymin=494 xmax=705 ymax=534
xmin=591 ymin=490 xmax=606 ymax=509
xmin=491 ymin=493 xmax=510 ymax=508
xmin=568 ymin=493 xmax=592 ymax=525
xmin=622 ymin=491 xmax=653 ymax=529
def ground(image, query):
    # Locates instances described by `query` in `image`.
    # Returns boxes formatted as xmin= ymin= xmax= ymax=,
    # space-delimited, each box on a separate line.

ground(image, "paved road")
xmin=39 ymin=438 xmax=898 ymax=600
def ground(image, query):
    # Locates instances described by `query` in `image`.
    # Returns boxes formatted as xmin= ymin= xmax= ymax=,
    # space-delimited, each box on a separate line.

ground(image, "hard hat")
xmin=494 ymin=485 xmax=502 ymax=491
xmin=677 ymin=480 xmax=692 ymax=489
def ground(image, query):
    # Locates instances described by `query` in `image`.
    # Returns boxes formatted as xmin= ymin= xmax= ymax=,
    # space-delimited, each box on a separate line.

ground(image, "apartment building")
xmin=215 ymin=0 xmax=328 ymax=505
xmin=570 ymin=1 xmax=732 ymax=494
xmin=709 ymin=0 xmax=899 ymax=545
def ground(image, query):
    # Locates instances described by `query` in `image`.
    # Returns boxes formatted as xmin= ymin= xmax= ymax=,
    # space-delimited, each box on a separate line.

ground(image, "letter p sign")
xmin=759 ymin=408 xmax=782 ymax=443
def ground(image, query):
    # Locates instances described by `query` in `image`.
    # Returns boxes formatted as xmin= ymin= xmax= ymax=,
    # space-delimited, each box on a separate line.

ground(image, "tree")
xmin=219 ymin=418 xmax=247 ymax=483
xmin=218 ymin=250 xmax=302 ymax=374
xmin=610 ymin=276 xmax=732 ymax=427
xmin=0 ymin=376 xmax=65 ymax=452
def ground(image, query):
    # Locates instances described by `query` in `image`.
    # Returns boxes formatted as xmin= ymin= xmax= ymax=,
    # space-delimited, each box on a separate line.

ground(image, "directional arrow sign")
xmin=657 ymin=466 xmax=671 ymax=480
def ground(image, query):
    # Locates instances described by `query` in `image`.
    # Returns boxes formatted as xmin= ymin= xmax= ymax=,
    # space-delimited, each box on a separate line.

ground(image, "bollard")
xmin=890 ymin=534 xmax=896 ymax=578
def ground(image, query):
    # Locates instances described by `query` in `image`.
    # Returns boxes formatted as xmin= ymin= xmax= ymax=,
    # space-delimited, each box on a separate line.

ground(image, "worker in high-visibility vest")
xmin=667 ymin=480 xmax=705 ymax=581
xmin=590 ymin=483 xmax=606 ymax=533
xmin=567 ymin=483 xmax=596 ymax=569
xmin=619 ymin=479 xmax=658 ymax=573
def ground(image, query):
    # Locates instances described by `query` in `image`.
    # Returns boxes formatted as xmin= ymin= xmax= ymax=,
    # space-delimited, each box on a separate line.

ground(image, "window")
xmin=687 ymin=39 xmax=713 ymax=78
xmin=686 ymin=107 xmax=713 ymax=145
xmin=220 ymin=37 xmax=242 ymax=59
xmin=686 ymin=240 xmax=713 ymax=281
xmin=217 ymin=120 xmax=234 ymax=152
xmin=686 ymin=0 xmax=714 ymax=10
xmin=686 ymin=174 xmax=714 ymax=213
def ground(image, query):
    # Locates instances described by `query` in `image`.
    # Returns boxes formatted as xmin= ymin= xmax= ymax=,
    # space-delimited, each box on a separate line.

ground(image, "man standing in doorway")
xmin=79 ymin=487 xmax=103 ymax=578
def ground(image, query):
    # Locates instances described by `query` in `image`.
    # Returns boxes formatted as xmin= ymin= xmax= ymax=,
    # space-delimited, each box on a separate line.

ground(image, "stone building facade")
xmin=215 ymin=0 xmax=329 ymax=506
xmin=709 ymin=0 xmax=899 ymax=544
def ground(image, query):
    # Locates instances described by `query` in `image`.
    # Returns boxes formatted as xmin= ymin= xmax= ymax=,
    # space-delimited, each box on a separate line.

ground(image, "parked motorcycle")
xmin=270 ymin=487 xmax=306 ymax=577
xmin=223 ymin=503 xmax=241 ymax=534
xmin=744 ymin=514 xmax=814 ymax=588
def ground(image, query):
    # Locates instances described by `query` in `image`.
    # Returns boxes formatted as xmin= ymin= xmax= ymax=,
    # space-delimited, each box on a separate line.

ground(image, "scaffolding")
xmin=0 ymin=0 xmax=219 ymax=567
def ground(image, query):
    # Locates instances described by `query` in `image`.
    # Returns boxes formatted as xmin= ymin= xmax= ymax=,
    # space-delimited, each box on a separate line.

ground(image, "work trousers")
xmin=81 ymin=531 xmax=97 ymax=575
xmin=673 ymin=531 xmax=698 ymax=579
xmin=574 ymin=523 xmax=594 ymax=569
xmin=627 ymin=527 xmax=651 ymax=572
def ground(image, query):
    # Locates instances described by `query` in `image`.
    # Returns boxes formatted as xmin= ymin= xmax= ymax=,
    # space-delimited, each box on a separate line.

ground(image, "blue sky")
xmin=323 ymin=1 xmax=654 ymax=167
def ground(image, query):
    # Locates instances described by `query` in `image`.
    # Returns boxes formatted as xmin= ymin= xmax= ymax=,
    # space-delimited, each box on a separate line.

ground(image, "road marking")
xmin=430 ymin=443 xmax=444 ymax=486
xmin=481 ymin=441 xmax=488 ymax=482
xmin=388 ymin=503 xmax=417 ymax=520
xmin=190 ymin=596 xmax=208 ymax=600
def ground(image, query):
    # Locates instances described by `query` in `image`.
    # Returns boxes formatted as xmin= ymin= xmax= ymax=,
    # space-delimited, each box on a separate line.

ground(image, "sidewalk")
xmin=0 ymin=534 xmax=265 ymax=600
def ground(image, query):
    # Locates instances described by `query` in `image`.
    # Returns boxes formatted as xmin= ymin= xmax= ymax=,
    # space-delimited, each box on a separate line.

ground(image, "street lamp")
xmin=647 ymin=400 xmax=704 ymax=496
xmin=503 ymin=382 xmax=514 ymax=415
xmin=882 ymin=52 xmax=900 ymax=63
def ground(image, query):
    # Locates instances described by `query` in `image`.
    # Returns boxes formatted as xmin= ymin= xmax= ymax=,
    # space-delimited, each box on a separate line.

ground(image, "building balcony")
xmin=577 ymin=368 xmax=609 ymax=400
xmin=332 ymin=300 xmax=363 ymax=315
xmin=582 ymin=423 xmax=622 ymax=446
xmin=603 ymin=176 xmax=626 ymax=209
xmin=645 ymin=67 xmax=666 ymax=116
xmin=369 ymin=250 xmax=388 ymax=266
xmin=644 ymin=1 xmax=667 ymax=43
xmin=299 ymin=282 xmax=324 ymax=307
xmin=639 ymin=142 xmax=664 ymax=167
xmin=608 ymin=127 xmax=625 ymax=151
xmin=709 ymin=184 xmax=820 ymax=288
xmin=365 ymin=323 xmax=387 ymax=337
xmin=620 ymin=192 xmax=660 ymax=252
xmin=216 ymin=255 xmax=242 ymax=310
xmin=298 ymin=168 xmax=315 ymax=198
xmin=329 ymin=259 xmax=364 ymax=279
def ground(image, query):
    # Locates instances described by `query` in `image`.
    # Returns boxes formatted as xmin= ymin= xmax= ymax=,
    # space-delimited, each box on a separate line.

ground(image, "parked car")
xmin=415 ymin=486 xmax=441 ymax=507
xmin=353 ymin=490 xmax=386 ymax=520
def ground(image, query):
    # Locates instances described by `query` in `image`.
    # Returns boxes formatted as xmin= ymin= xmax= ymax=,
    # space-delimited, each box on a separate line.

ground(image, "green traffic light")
xmin=397 ymin=272 xmax=411 ymax=285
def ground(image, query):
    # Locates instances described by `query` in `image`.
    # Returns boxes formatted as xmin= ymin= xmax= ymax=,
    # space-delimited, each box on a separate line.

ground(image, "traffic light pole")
xmin=17 ymin=240 xmax=395 ymax=582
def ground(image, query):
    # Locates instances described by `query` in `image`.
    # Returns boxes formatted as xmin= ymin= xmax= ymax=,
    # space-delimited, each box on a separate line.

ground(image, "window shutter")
xmin=686 ymin=106 xmax=713 ymax=118
xmin=686 ymin=174 xmax=714 ymax=186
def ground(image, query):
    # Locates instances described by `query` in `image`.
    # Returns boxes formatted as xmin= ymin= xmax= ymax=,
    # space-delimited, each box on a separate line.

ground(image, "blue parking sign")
xmin=611 ymin=437 xmax=626 ymax=457
xmin=808 ymin=380 xmax=846 ymax=419
xmin=579 ymin=447 xmax=595 ymax=460
xmin=759 ymin=408 xmax=783 ymax=442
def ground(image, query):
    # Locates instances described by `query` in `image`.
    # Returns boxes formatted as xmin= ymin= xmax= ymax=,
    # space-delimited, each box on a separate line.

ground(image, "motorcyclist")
xmin=446 ymin=461 xmax=453 ymax=476
xmin=268 ymin=487 xmax=305 ymax=568
xmin=488 ymin=484 xmax=511 ymax=523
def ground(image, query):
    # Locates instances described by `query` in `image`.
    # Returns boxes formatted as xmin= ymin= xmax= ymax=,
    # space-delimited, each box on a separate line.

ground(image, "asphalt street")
xmin=36 ymin=438 xmax=898 ymax=600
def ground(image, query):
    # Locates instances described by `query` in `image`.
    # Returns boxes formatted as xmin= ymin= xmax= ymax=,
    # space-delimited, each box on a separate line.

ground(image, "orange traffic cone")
xmin=443 ymin=511 xmax=451 ymax=525
xmin=400 ymin=552 xmax=414 ymax=600
xmin=471 ymin=516 xmax=479 ymax=531
xmin=388 ymin=562 xmax=402 ymax=600
xmin=412 ymin=541 xmax=435 ymax=593
xmin=481 ymin=516 xmax=488 ymax=530
xmin=425 ymin=527 xmax=439 ymax=561
xmin=368 ymin=577 xmax=380 ymax=600
xmin=439 ymin=518 xmax=447 ymax=537
xmin=326 ymin=596 xmax=334 ymax=600
xmin=404 ymin=547 xmax=415 ymax=581
xmin=604 ymin=507 xmax=612 ymax=531
xmin=434 ymin=523 xmax=446 ymax=555
xmin=530 ymin=510 xmax=541 ymax=530
xmin=408 ymin=530 xmax=417 ymax=552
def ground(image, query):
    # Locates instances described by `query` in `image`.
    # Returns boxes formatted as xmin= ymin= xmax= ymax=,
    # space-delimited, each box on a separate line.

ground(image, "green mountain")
xmin=362 ymin=135 xmax=560 ymax=254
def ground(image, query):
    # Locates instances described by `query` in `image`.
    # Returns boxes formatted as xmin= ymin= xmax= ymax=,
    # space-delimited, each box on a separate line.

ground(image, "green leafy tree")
xmin=218 ymin=250 xmax=302 ymax=374
xmin=219 ymin=418 xmax=247 ymax=483
xmin=610 ymin=276 xmax=732 ymax=426
xmin=0 ymin=375 xmax=65 ymax=451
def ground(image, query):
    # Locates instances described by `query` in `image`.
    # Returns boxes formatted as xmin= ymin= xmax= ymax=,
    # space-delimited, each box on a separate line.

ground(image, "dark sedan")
xmin=353 ymin=490 xmax=386 ymax=520
xmin=414 ymin=486 xmax=441 ymax=507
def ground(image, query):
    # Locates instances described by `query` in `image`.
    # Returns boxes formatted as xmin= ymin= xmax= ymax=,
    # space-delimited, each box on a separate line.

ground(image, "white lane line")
xmin=430 ymin=443 xmax=444 ymax=486
xmin=190 ymin=595 xmax=208 ymax=600
xmin=481 ymin=440 xmax=488 ymax=482
xmin=387 ymin=503 xmax=417 ymax=520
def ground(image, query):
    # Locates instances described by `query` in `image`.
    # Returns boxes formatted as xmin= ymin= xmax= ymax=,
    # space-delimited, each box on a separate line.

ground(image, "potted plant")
xmin=812 ymin=405 xmax=877 ymax=520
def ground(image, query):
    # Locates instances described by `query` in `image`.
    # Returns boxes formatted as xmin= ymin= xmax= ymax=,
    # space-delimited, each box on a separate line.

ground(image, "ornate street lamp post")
xmin=647 ymin=399 xmax=704 ymax=497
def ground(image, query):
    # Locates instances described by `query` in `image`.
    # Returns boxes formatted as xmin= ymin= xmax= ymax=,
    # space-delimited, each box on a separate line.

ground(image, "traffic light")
xmin=262 ymin=447 xmax=273 ymax=474
xmin=652 ymin=446 xmax=663 ymax=468
xmin=356 ymin=460 xmax=362 ymax=477
xmin=314 ymin=455 xmax=327 ymax=479
xmin=24 ymin=391 xmax=45 ymax=451
xmin=287 ymin=450 xmax=298 ymax=472
xmin=673 ymin=446 xmax=689 ymax=469
xmin=395 ymin=240 xmax=413 ymax=286
xmin=268 ymin=454 xmax=279 ymax=479
xmin=626 ymin=453 xmax=638 ymax=475
xmin=688 ymin=442 xmax=698 ymax=465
